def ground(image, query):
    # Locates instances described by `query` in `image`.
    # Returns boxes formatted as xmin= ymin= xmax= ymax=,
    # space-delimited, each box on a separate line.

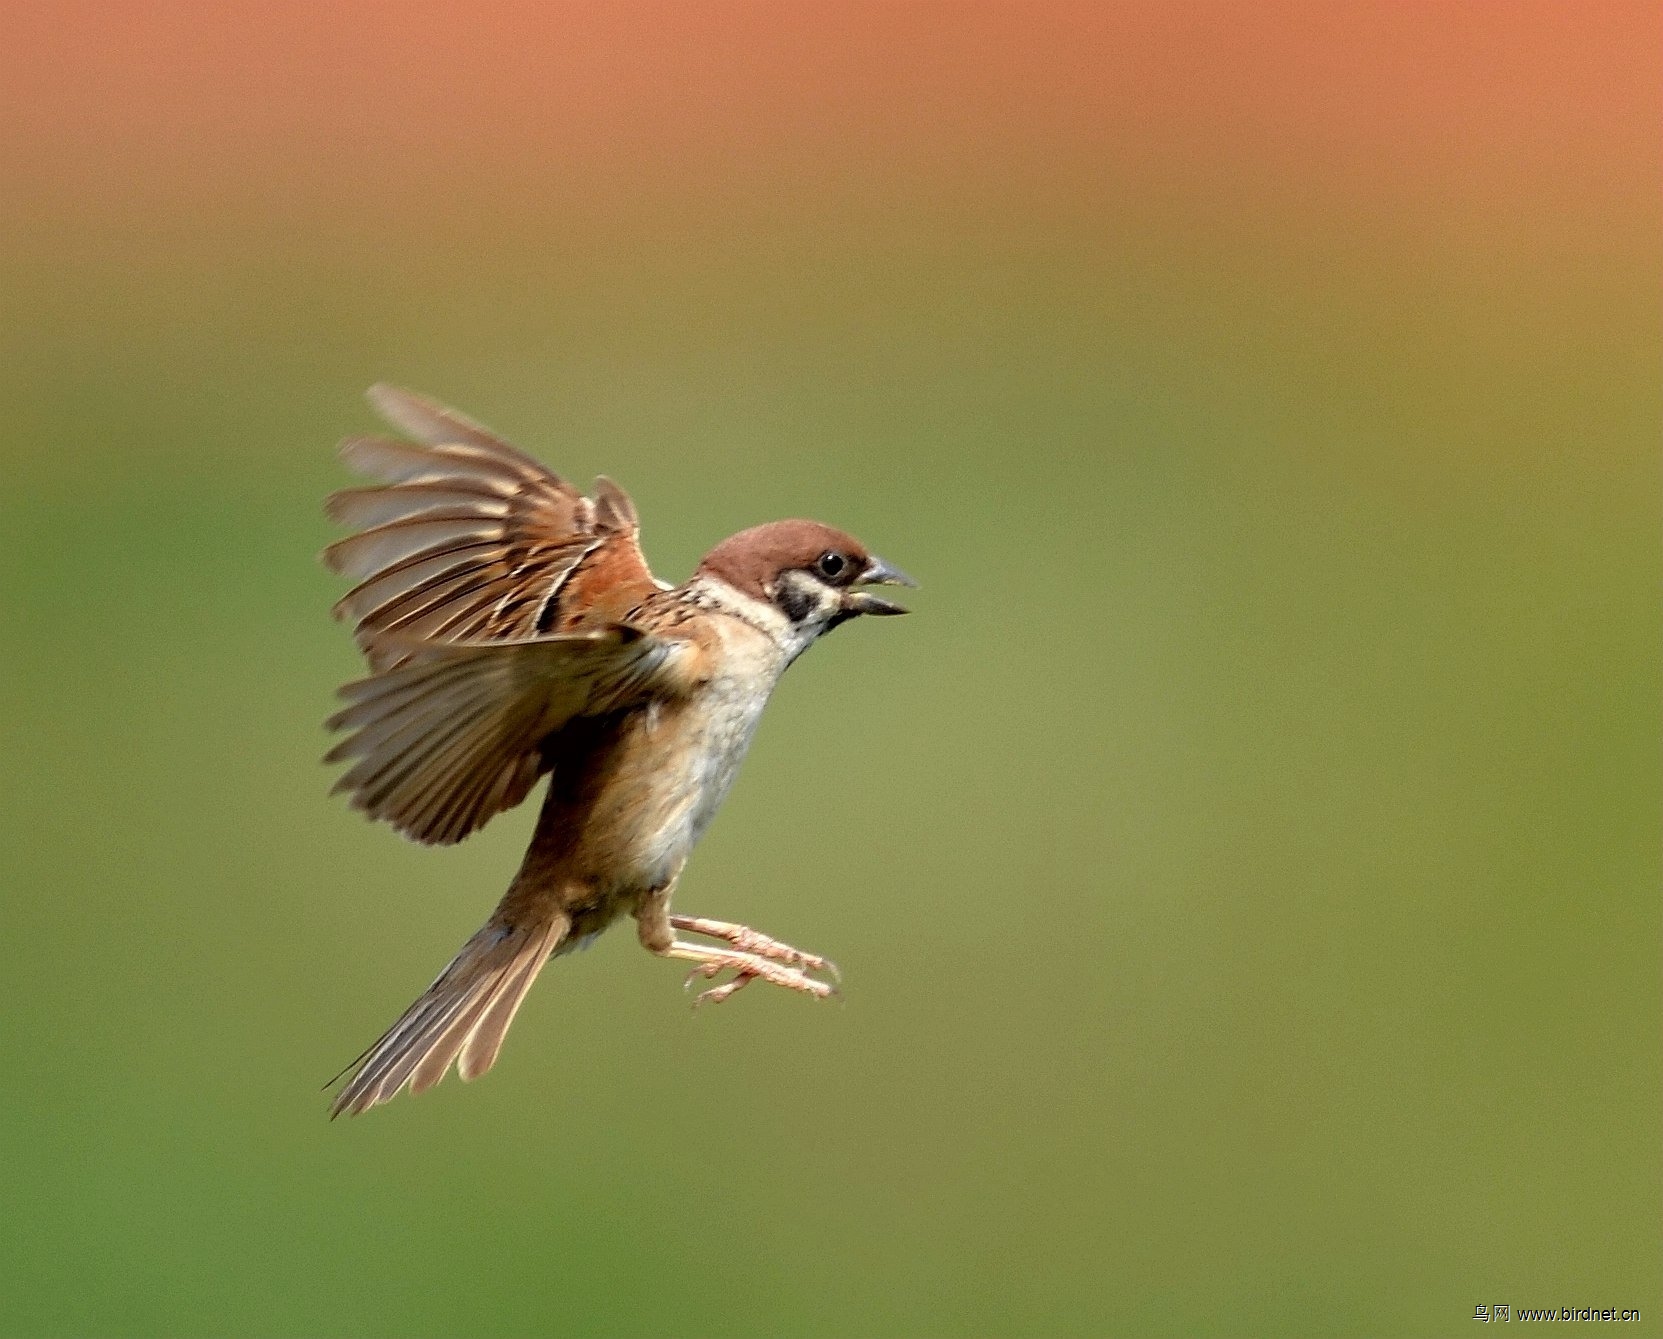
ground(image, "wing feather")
xmin=323 ymin=517 xmax=508 ymax=582
xmin=322 ymin=388 xmax=676 ymax=841
xmin=325 ymin=629 xmax=694 ymax=845
xmin=323 ymin=387 xmax=657 ymax=673
xmin=326 ymin=483 xmax=513 ymax=530
xmin=338 ymin=435 xmax=527 ymax=489
xmin=365 ymin=384 xmax=550 ymax=473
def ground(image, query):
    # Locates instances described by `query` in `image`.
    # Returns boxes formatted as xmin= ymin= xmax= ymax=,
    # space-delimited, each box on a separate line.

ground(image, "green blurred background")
xmin=2 ymin=4 xmax=1657 ymax=1336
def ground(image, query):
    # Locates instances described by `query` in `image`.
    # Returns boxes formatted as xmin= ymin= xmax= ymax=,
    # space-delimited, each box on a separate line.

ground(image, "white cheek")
xmin=773 ymin=574 xmax=842 ymax=659
xmin=684 ymin=571 xmax=836 ymax=666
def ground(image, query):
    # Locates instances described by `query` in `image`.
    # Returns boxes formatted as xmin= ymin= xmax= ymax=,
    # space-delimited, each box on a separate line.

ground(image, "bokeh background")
xmin=2 ymin=4 xmax=1657 ymax=1336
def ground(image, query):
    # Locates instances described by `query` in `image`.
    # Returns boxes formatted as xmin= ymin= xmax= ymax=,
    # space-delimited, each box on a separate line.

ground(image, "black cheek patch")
xmin=774 ymin=582 xmax=818 ymax=624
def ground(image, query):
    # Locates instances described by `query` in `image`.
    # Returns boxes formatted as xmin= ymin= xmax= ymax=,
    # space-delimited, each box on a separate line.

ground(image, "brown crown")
xmin=696 ymin=519 xmax=870 ymax=601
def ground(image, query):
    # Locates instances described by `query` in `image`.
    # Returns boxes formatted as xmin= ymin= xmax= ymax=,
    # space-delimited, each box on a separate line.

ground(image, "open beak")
xmin=842 ymin=554 xmax=918 ymax=617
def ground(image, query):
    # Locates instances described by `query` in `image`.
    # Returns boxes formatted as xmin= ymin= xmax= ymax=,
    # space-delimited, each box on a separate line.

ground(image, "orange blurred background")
xmin=2 ymin=6 xmax=1657 ymax=1337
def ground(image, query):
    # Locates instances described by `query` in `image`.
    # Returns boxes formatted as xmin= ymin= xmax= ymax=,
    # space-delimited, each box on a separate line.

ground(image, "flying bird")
xmin=321 ymin=386 xmax=914 ymax=1116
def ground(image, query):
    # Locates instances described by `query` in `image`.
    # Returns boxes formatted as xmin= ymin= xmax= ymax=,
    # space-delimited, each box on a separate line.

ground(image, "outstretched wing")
xmin=322 ymin=387 xmax=687 ymax=844
xmin=325 ymin=625 xmax=698 ymax=846
xmin=323 ymin=385 xmax=660 ymax=671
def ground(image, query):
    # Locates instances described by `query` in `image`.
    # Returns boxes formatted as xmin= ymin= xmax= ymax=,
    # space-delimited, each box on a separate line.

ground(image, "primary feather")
xmin=321 ymin=387 xmax=673 ymax=843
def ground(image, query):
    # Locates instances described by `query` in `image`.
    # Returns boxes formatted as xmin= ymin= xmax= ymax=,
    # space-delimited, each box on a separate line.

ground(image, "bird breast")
xmin=556 ymin=619 xmax=787 ymax=894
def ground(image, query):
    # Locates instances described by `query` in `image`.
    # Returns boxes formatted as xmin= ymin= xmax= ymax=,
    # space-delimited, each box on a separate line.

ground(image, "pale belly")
xmin=560 ymin=677 xmax=773 ymax=896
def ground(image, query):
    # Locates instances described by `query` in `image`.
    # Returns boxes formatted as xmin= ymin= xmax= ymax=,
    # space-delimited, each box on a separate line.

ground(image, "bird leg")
xmin=635 ymin=897 xmax=838 ymax=1006
xmin=668 ymin=915 xmax=841 ymax=984
xmin=666 ymin=940 xmax=835 ymax=1007
xmin=680 ymin=958 xmax=757 ymax=1007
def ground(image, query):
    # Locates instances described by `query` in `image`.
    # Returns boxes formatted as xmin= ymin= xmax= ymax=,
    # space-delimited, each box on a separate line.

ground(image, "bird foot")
xmin=669 ymin=915 xmax=841 ymax=983
xmin=666 ymin=915 xmax=840 ymax=1007
xmin=682 ymin=962 xmax=761 ymax=1006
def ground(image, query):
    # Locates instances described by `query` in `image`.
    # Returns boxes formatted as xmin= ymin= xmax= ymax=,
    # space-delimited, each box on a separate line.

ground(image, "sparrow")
xmin=320 ymin=386 xmax=914 ymax=1117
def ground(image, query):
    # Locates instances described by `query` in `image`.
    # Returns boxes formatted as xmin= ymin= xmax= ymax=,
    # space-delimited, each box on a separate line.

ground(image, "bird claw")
xmin=731 ymin=931 xmax=840 ymax=985
xmin=684 ymin=967 xmax=758 ymax=1007
xmin=663 ymin=915 xmax=840 ymax=1006
xmin=673 ymin=943 xmax=837 ymax=1007
xmin=668 ymin=914 xmax=841 ymax=987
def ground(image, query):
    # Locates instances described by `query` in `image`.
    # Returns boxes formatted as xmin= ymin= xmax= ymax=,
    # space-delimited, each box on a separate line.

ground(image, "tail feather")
xmin=328 ymin=913 xmax=568 ymax=1118
xmin=458 ymin=933 xmax=558 ymax=1079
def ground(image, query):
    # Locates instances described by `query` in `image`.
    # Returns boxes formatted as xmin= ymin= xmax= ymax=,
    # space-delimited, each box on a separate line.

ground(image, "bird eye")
xmin=815 ymin=551 xmax=848 ymax=580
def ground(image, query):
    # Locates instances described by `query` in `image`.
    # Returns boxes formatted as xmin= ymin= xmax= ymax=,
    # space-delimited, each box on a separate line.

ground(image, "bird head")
xmin=696 ymin=519 xmax=916 ymax=640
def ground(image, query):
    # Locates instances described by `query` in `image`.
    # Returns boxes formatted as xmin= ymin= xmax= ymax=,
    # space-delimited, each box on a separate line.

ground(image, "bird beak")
xmin=842 ymin=554 xmax=917 ymax=616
